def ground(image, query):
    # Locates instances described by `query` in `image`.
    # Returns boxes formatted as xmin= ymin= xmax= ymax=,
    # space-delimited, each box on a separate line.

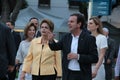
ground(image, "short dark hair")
xmin=70 ymin=13 xmax=85 ymax=29
xmin=40 ymin=19 xmax=54 ymax=32
xmin=29 ymin=17 xmax=38 ymax=22
xmin=6 ymin=20 xmax=15 ymax=26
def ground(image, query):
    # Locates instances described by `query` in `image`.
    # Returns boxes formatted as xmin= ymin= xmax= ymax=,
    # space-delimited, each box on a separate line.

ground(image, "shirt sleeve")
xmin=16 ymin=42 xmax=23 ymax=63
xmin=100 ymin=35 xmax=108 ymax=49
xmin=22 ymin=41 xmax=33 ymax=73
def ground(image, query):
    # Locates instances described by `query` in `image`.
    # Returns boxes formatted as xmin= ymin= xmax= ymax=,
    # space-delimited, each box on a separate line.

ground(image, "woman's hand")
xmin=20 ymin=71 xmax=25 ymax=80
xmin=92 ymin=70 xmax=97 ymax=78
xmin=8 ymin=65 xmax=15 ymax=72
xmin=47 ymin=31 xmax=54 ymax=42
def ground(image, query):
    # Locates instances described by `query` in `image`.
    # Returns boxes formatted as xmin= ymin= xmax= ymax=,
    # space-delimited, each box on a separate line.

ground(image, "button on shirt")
xmin=68 ymin=35 xmax=80 ymax=71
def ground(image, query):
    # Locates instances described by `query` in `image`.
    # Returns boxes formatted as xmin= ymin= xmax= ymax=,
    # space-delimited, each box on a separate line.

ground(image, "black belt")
xmin=68 ymin=69 xmax=81 ymax=74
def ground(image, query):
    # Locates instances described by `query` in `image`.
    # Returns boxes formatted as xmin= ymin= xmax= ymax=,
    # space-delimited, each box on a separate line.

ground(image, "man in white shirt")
xmin=48 ymin=13 xmax=98 ymax=80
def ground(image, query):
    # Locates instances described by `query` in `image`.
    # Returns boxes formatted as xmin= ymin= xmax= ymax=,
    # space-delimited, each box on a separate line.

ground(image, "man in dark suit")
xmin=0 ymin=22 xmax=16 ymax=80
xmin=103 ymin=27 xmax=116 ymax=80
xmin=6 ymin=21 xmax=21 ymax=80
xmin=29 ymin=17 xmax=41 ymax=37
xmin=6 ymin=21 xmax=21 ymax=52
xmin=48 ymin=13 xmax=98 ymax=80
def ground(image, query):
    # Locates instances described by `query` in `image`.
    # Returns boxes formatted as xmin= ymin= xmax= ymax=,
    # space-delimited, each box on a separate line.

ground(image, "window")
xmin=38 ymin=0 xmax=50 ymax=8
xmin=68 ymin=0 xmax=80 ymax=8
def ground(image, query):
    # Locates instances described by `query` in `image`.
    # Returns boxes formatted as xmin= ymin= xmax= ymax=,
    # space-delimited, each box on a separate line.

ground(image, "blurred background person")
xmin=15 ymin=22 xmax=37 ymax=80
xmin=29 ymin=17 xmax=41 ymax=37
xmin=21 ymin=19 xmax=62 ymax=80
xmin=6 ymin=20 xmax=21 ymax=80
xmin=88 ymin=17 xmax=108 ymax=80
xmin=103 ymin=27 xmax=116 ymax=80
xmin=114 ymin=45 xmax=120 ymax=80
xmin=6 ymin=20 xmax=21 ymax=52
xmin=0 ymin=22 xmax=16 ymax=80
xmin=114 ymin=43 xmax=120 ymax=63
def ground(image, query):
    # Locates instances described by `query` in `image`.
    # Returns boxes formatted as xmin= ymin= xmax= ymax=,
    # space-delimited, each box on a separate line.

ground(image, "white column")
xmin=88 ymin=0 xmax=93 ymax=21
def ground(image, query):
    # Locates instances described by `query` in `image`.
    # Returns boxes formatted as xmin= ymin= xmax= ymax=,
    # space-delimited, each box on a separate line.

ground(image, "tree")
xmin=0 ymin=0 xmax=27 ymax=24
xmin=78 ymin=2 xmax=88 ymax=21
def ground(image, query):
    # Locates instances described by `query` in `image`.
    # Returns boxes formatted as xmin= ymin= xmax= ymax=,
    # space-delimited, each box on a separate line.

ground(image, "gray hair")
xmin=103 ymin=27 xmax=109 ymax=33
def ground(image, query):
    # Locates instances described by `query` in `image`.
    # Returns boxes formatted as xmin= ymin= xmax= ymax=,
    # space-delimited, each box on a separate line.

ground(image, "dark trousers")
xmin=0 ymin=76 xmax=8 ymax=80
xmin=8 ymin=68 xmax=16 ymax=80
xmin=32 ymin=74 xmax=56 ymax=80
xmin=104 ymin=64 xmax=112 ymax=80
xmin=67 ymin=69 xmax=81 ymax=80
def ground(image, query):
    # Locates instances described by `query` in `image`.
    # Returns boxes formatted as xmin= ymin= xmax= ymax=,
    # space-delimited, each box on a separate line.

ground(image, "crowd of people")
xmin=0 ymin=12 xmax=120 ymax=80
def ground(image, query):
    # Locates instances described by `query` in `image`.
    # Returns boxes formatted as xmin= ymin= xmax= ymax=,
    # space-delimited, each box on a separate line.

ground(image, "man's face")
xmin=30 ymin=19 xmax=39 ymax=28
xmin=103 ymin=31 xmax=108 ymax=37
xmin=68 ymin=16 xmax=80 ymax=32
xmin=6 ymin=22 xmax=14 ymax=29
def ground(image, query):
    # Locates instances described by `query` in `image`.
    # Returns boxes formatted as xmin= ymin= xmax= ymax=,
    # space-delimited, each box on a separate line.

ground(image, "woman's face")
xmin=40 ymin=22 xmax=50 ymax=36
xmin=27 ymin=26 xmax=36 ymax=39
xmin=87 ymin=19 xmax=98 ymax=32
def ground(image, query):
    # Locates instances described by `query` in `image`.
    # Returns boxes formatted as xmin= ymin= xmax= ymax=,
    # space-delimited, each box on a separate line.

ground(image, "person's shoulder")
xmin=98 ymin=34 xmax=105 ymax=38
xmin=19 ymin=40 xmax=26 ymax=45
xmin=60 ymin=33 xmax=71 ymax=40
xmin=19 ymin=40 xmax=30 ymax=47
xmin=21 ymin=40 xmax=27 ymax=43
xmin=80 ymin=31 xmax=95 ymax=42
xmin=0 ymin=22 xmax=10 ymax=31
xmin=0 ymin=22 xmax=5 ymax=28
xmin=64 ymin=33 xmax=70 ymax=36
xmin=13 ymin=30 xmax=20 ymax=34
xmin=13 ymin=31 xmax=21 ymax=38
xmin=31 ymin=38 xmax=38 ymax=41
xmin=108 ymin=37 xmax=115 ymax=42
xmin=82 ymin=30 xmax=93 ymax=38
xmin=87 ymin=34 xmax=95 ymax=40
xmin=97 ymin=34 xmax=106 ymax=40
xmin=31 ymin=37 xmax=41 ymax=43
